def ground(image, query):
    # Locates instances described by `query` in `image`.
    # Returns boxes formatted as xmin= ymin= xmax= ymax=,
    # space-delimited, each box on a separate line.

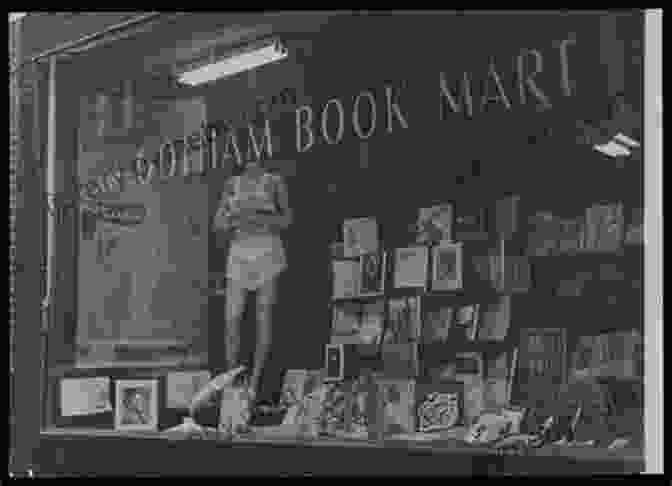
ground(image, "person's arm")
xmin=249 ymin=174 xmax=293 ymax=230
xmin=213 ymin=179 xmax=238 ymax=232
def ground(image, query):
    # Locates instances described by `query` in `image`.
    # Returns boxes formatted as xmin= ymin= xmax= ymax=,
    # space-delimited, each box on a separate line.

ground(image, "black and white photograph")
xmin=431 ymin=242 xmax=463 ymax=291
xmin=114 ymin=380 xmax=158 ymax=431
xmin=359 ymin=251 xmax=386 ymax=296
xmin=9 ymin=10 xmax=659 ymax=477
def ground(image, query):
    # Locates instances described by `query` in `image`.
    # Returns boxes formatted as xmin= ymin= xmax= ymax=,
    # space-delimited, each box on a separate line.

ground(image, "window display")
xmin=31 ymin=11 xmax=647 ymax=477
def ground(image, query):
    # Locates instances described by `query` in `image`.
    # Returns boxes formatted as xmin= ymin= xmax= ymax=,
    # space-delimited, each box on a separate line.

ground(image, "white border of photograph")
xmin=359 ymin=251 xmax=387 ymax=297
xmin=431 ymin=241 xmax=463 ymax=291
xmin=393 ymin=246 xmax=429 ymax=289
xmin=114 ymin=379 xmax=159 ymax=431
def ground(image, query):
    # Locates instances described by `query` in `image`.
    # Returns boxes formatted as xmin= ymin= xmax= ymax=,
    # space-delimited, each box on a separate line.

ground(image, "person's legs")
xmin=249 ymin=276 xmax=277 ymax=397
xmin=225 ymin=278 xmax=248 ymax=371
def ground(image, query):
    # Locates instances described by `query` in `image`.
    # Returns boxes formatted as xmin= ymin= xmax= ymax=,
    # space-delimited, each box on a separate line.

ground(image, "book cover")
xmin=415 ymin=381 xmax=464 ymax=432
xmin=381 ymin=343 xmax=420 ymax=378
xmin=350 ymin=376 xmax=371 ymax=436
xmin=476 ymin=296 xmax=511 ymax=342
xmin=343 ymin=217 xmax=378 ymax=258
xmin=332 ymin=260 xmax=360 ymax=300
xmin=322 ymin=382 xmax=351 ymax=434
xmin=384 ymin=296 xmax=421 ymax=345
xmin=330 ymin=302 xmax=362 ymax=345
xmin=359 ymin=251 xmax=386 ymax=297
xmin=484 ymin=351 xmax=511 ymax=410
xmin=377 ymin=378 xmax=416 ymax=435
xmin=421 ymin=305 xmax=454 ymax=344
xmin=454 ymin=352 xmax=485 ymax=424
xmin=416 ymin=204 xmax=453 ymax=244
xmin=431 ymin=242 xmax=463 ymax=292
xmin=280 ymin=369 xmax=324 ymax=425
xmin=584 ymin=206 xmax=597 ymax=251
xmin=218 ymin=386 xmax=252 ymax=433
xmin=60 ymin=377 xmax=112 ymax=417
xmin=453 ymin=303 xmax=480 ymax=341
xmin=514 ymin=328 xmax=567 ymax=405
xmin=483 ymin=378 xmax=509 ymax=411
xmin=393 ymin=246 xmax=429 ymax=289
xmin=359 ymin=299 xmax=386 ymax=346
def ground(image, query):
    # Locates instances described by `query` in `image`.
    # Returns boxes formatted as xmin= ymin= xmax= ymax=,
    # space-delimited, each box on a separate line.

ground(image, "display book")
xmin=323 ymin=208 xmax=529 ymax=445
xmin=325 ymin=200 xmax=642 ymax=451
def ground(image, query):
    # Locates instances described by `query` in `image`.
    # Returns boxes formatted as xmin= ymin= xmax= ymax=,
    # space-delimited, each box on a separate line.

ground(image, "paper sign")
xmin=60 ymin=377 xmax=112 ymax=416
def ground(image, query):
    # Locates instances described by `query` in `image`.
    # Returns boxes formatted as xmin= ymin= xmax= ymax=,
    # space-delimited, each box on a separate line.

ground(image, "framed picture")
xmin=453 ymin=303 xmax=480 ymax=341
xmin=384 ymin=296 xmax=422 ymax=344
xmin=416 ymin=204 xmax=454 ymax=244
xmin=325 ymin=343 xmax=345 ymax=382
xmin=415 ymin=381 xmax=464 ymax=432
xmin=421 ymin=305 xmax=454 ymax=344
xmin=332 ymin=259 xmax=361 ymax=300
xmin=377 ymin=378 xmax=416 ymax=435
xmin=114 ymin=379 xmax=159 ymax=431
xmin=513 ymin=328 xmax=567 ymax=407
xmin=343 ymin=217 xmax=378 ymax=258
xmin=359 ymin=251 xmax=386 ymax=296
xmin=393 ymin=246 xmax=429 ymax=289
xmin=330 ymin=302 xmax=362 ymax=345
xmin=431 ymin=242 xmax=463 ymax=291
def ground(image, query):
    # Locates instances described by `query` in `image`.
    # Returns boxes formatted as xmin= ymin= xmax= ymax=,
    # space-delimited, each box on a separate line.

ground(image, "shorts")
xmin=227 ymin=234 xmax=287 ymax=290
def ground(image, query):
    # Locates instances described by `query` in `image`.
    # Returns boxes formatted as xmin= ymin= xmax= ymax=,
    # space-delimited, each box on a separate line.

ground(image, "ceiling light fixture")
xmin=177 ymin=38 xmax=288 ymax=87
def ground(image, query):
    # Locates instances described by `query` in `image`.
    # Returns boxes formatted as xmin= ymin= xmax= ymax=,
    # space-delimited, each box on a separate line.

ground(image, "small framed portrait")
xmin=416 ymin=204 xmax=454 ymax=244
xmin=325 ymin=343 xmax=345 ymax=382
xmin=431 ymin=242 xmax=463 ymax=291
xmin=359 ymin=251 xmax=386 ymax=297
xmin=114 ymin=379 xmax=159 ymax=431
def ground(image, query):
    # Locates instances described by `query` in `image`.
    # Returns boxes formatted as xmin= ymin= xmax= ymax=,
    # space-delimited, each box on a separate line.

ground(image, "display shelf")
xmin=36 ymin=427 xmax=645 ymax=476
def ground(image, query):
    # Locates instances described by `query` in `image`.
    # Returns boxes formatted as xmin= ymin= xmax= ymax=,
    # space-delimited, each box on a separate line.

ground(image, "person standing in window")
xmin=192 ymin=158 xmax=292 ymax=419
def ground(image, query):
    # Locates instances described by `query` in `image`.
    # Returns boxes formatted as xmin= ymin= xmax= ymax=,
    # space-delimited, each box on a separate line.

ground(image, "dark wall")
xmin=252 ymin=12 xmax=643 ymax=399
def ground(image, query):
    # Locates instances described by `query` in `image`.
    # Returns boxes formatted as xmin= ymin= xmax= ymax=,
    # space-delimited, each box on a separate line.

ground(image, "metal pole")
xmin=42 ymin=56 xmax=57 ymax=320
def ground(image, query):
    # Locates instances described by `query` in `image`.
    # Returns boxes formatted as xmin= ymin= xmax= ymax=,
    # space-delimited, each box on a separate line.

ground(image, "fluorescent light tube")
xmin=594 ymin=140 xmax=631 ymax=158
xmin=613 ymin=132 xmax=640 ymax=148
xmin=178 ymin=43 xmax=287 ymax=86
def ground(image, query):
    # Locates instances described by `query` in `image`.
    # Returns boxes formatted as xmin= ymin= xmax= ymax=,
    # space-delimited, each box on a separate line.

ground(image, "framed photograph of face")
xmin=114 ymin=379 xmax=159 ymax=431
xmin=359 ymin=251 xmax=386 ymax=297
xmin=431 ymin=242 xmax=463 ymax=291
